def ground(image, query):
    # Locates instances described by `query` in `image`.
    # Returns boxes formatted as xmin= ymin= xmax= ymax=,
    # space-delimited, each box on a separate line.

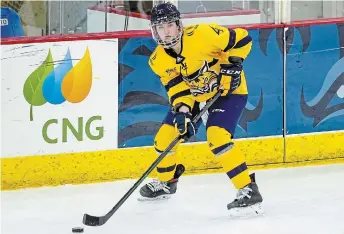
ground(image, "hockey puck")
xmin=72 ymin=227 xmax=84 ymax=233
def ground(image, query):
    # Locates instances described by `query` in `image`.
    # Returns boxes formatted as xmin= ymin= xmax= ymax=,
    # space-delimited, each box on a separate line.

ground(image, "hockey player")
xmin=139 ymin=2 xmax=263 ymax=215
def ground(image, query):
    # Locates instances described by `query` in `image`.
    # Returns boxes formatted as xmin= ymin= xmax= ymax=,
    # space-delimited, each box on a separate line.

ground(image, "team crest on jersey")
xmin=182 ymin=61 xmax=218 ymax=96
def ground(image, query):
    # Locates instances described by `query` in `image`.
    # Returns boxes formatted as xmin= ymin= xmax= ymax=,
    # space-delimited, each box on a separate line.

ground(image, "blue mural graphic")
xmin=118 ymin=23 xmax=344 ymax=148
xmin=287 ymin=23 xmax=344 ymax=134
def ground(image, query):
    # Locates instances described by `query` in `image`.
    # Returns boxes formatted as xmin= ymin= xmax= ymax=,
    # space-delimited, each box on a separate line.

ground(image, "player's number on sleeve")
xmin=209 ymin=26 xmax=224 ymax=35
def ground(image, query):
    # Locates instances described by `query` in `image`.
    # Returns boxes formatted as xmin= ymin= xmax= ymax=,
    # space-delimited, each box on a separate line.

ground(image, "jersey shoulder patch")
xmin=184 ymin=24 xmax=200 ymax=36
xmin=186 ymin=23 xmax=226 ymax=39
xmin=149 ymin=49 xmax=158 ymax=67
xmin=149 ymin=45 xmax=165 ymax=67
xmin=197 ymin=23 xmax=226 ymax=36
xmin=208 ymin=24 xmax=225 ymax=35
xmin=148 ymin=46 xmax=169 ymax=76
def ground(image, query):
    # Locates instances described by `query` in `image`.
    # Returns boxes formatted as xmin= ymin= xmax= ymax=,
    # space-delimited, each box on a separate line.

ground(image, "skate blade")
xmin=228 ymin=203 xmax=265 ymax=219
xmin=137 ymin=194 xmax=172 ymax=202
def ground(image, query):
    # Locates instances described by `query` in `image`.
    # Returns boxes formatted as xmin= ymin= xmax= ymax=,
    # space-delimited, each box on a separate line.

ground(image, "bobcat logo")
xmin=182 ymin=61 xmax=218 ymax=96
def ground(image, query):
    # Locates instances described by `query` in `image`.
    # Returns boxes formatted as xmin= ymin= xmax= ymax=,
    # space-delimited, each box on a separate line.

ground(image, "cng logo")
xmin=23 ymin=47 xmax=103 ymax=144
xmin=23 ymin=47 xmax=92 ymax=121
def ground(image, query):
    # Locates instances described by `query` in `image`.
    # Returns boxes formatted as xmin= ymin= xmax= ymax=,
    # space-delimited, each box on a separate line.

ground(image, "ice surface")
xmin=2 ymin=164 xmax=344 ymax=234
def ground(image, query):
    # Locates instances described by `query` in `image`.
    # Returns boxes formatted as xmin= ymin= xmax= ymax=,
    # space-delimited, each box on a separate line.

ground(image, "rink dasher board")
xmin=1 ymin=131 xmax=344 ymax=190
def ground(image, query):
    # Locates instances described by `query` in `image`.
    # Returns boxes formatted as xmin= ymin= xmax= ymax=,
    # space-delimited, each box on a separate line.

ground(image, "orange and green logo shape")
xmin=23 ymin=47 xmax=92 ymax=121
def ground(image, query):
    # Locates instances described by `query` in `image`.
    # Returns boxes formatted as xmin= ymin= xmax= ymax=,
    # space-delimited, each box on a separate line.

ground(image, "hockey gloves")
xmin=173 ymin=112 xmax=197 ymax=139
xmin=217 ymin=62 xmax=243 ymax=96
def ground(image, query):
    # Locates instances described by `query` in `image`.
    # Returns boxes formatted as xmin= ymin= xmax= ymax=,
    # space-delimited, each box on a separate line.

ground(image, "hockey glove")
xmin=173 ymin=112 xmax=197 ymax=139
xmin=217 ymin=63 xmax=243 ymax=96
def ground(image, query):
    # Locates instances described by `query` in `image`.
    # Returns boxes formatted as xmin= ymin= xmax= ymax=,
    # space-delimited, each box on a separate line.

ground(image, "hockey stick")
xmin=82 ymin=90 xmax=223 ymax=227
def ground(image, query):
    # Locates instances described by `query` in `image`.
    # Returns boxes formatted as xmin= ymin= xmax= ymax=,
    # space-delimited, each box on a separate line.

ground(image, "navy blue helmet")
xmin=150 ymin=2 xmax=183 ymax=48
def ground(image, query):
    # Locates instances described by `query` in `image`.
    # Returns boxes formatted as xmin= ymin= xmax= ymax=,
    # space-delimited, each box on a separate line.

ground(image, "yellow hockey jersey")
xmin=148 ymin=23 xmax=252 ymax=110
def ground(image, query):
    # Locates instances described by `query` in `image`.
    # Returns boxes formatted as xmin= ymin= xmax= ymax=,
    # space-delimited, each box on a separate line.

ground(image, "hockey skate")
xmin=138 ymin=164 xmax=185 ymax=201
xmin=227 ymin=173 xmax=265 ymax=218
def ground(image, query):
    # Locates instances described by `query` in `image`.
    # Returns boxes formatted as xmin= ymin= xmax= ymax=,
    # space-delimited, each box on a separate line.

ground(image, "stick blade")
xmin=83 ymin=213 xmax=105 ymax=226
